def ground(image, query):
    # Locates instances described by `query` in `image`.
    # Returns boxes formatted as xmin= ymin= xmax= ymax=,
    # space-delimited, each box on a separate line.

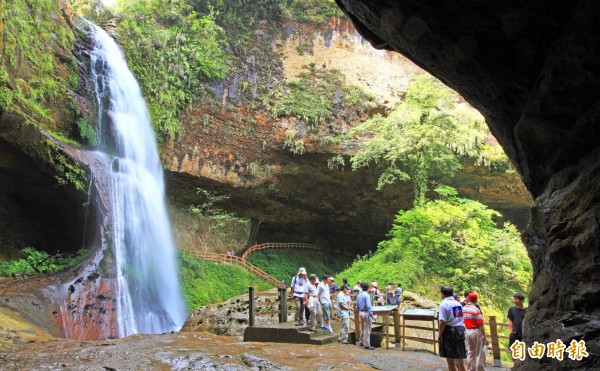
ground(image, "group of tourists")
xmin=438 ymin=285 xmax=527 ymax=371
xmin=290 ymin=268 xmax=528 ymax=370
xmin=290 ymin=267 xmax=405 ymax=349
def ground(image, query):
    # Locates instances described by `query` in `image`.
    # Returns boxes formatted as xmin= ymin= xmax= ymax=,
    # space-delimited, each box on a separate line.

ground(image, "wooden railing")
xmin=241 ymin=242 xmax=356 ymax=260
xmin=181 ymin=248 xmax=285 ymax=288
xmin=241 ymin=242 xmax=320 ymax=260
xmin=248 ymin=287 xmax=289 ymax=326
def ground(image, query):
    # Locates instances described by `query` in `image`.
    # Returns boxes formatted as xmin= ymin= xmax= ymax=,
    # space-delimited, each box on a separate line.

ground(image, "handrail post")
xmin=249 ymin=287 xmax=255 ymax=327
xmin=393 ymin=308 xmax=401 ymax=348
xmin=278 ymin=287 xmax=287 ymax=323
xmin=489 ymin=315 xmax=502 ymax=367
xmin=354 ymin=307 xmax=361 ymax=345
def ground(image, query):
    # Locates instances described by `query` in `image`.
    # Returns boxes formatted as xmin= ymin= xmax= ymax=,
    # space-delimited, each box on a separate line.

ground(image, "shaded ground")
xmin=0 ymin=329 xmax=449 ymax=370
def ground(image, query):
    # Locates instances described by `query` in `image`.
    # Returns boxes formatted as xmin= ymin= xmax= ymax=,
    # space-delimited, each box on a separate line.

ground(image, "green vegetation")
xmin=75 ymin=118 xmax=98 ymax=146
xmin=272 ymin=64 xmax=376 ymax=132
xmin=247 ymin=249 xmax=352 ymax=283
xmin=107 ymin=1 xmax=350 ymax=143
xmin=116 ymin=0 xmax=229 ymax=142
xmin=188 ymin=188 xmax=249 ymax=229
xmin=338 ymin=187 xmax=532 ymax=315
xmin=50 ymin=151 xmax=86 ymax=190
xmin=178 ymin=250 xmax=271 ymax=312
xmin=70 ymin=0 xmax=113 ymax=23
xmin=2 ymin=0 xmax=77 ymax=124
xmin=282 ymin=0 xmax=343 ymax=24
xmin=349 ymin=75 xmax=493 ymax=204
xmin=0 ymin=247 xmax=89 ymax=278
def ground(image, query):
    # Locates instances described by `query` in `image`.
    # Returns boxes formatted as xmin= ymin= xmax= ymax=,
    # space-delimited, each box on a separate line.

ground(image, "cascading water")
xmin=84 ymin=24 xmax=186 ymax=336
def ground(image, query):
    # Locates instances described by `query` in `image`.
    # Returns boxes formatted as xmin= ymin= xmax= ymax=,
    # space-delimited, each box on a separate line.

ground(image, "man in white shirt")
xmin=304 ymin=274 xmax=321 ymax=331
xmin=318 ymin=275 xmax=333 ymax=333
xmin=290 ymin=267 xmax=307 ymax=325
xmin=438 ymin=285 xmax=467 ymax=371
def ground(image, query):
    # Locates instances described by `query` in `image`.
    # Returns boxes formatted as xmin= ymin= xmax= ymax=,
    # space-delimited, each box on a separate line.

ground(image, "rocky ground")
xmin=0 ymin=330 xmax=448 ymax=370
xmin=0 ymin=289 xmax=451 ymax=370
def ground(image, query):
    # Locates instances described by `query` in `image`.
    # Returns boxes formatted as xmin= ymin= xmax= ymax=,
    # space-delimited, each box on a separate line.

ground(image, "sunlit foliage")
xmin=349 ymin=75 xmax=497 ymax=205
xmin=338 ymin=187 xmax=532 ymax=312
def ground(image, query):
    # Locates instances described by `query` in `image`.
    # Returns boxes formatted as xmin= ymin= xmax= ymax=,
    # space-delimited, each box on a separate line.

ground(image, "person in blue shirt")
xmin=336 ymin=284 xmax=351 ymax=344
xmin=356 ymin=283 xmax=375 ymax=350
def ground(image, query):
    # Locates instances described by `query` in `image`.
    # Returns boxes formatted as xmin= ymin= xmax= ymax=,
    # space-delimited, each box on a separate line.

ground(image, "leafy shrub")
xmin=338 ymin=188 xmax=532 ymax=313
xmin=247 ymin=249 xmax=352 ymax=284
xmin=116 ymin=1 xmax=229 ymax=142
xmin=271 ymin=65 xmax=377 ymax=134
xmin=76 ymin=118 xmax=97 ymax=146
xmin=178 ymin=250 xmax=271 ymax=312
xmin=0 ymin=247 xmax=89 ymax=278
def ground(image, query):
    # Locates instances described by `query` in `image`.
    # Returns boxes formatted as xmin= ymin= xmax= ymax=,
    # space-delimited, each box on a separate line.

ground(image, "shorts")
xmin=321 ymin=302 xmax=332 ymax=320
xmin=438 ymin=326 xmax=466 ymax=359
xmin=508 ymin=333 xmax=522 ymax=348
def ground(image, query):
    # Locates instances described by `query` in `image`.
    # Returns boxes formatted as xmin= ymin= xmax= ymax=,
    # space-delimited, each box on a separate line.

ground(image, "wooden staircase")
xmin=182 ymin=243 xmax=354 ymax=289
xmin=180 ymin=248 xmax=285 ymax=288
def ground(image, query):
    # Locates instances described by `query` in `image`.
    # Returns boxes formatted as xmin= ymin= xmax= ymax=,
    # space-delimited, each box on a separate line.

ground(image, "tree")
xmin=337 ymin=187 xmax=532 ymax=311
xmin=349 ymin=74 xmax=487 ymax=205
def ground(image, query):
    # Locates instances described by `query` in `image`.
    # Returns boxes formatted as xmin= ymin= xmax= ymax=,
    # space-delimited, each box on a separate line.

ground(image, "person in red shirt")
xmin=463 ymin=293 xmax=487 ymax=370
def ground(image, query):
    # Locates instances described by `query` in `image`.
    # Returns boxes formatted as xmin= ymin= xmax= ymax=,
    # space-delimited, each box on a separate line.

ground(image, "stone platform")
xmin=243 ymin=321 xmax=341 ymax=345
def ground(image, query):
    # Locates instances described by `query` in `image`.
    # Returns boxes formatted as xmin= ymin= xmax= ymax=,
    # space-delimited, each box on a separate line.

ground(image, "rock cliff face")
xmin=0 ymin=0 xmax=93 ymax=259
xmin=334 ymin=0 xmax=600 ymax=368
xmin=164 ymin=18 xmax=531 ymax=254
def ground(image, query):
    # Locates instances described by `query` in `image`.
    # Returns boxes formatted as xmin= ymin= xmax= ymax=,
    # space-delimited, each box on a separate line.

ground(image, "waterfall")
xmin=86 ymin=25 xmax=186 ymax=336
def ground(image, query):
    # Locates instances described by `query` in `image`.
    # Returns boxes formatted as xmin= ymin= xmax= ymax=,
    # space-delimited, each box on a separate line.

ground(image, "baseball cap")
xmin=309 ymin=274 xmax=317 ymax=279
xmin=467 ymin=292 xmax=478 ymax=301
xmin=298 ymin=267 xmax=306 ymax=275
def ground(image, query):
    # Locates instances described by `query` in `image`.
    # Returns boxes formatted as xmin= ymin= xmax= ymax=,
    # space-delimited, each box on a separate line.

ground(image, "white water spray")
xmin=89 ymin=25 xmax=186 ymax=336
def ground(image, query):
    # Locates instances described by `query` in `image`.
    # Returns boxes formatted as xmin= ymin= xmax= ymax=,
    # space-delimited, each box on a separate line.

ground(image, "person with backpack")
xmin=290 ymin=267 xmax=308 ymax=325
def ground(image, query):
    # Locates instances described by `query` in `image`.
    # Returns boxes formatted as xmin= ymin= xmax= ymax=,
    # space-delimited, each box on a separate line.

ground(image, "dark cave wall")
xmin=0 ymin=139 xmax=89 ymax=259
xmin=335 ymin=0 xmax=600 ymax=368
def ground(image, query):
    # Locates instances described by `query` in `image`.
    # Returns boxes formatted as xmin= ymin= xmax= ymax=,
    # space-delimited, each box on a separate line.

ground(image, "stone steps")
xmin=243 ymin=321 xmax=343 ymax=345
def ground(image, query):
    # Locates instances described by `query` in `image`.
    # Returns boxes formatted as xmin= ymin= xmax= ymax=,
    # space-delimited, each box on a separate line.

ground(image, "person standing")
xmin=329 ymin=277 xmax=339 ymax=293
xmin=304 ymin=274 xmax=321 ymax=331
xmin=394 ymin=283 xmax=403 ymax=305
xmin=337 ymin=284 xmax=351 ymax=344
xmin=438 ymin=285 xmax=467 ymax=371
xmin=318 ymin=275 xmax=334 ymax=333
xmin=507 ymin=293 xmax=527 ymax=351
xmin=354 ymin=280 xmax=363 ymax=293
xmin=356 ymin=283 xmax=375 ymax=350
xmin=290 ymin=267 xmax=308 ymax=325
xmin=463 ymin=292 xmax=487 ymax=371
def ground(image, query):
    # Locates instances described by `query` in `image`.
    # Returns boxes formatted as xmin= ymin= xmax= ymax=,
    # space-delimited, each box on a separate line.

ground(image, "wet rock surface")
xmin=336 ymin=0 xmax=600 ymax=369
xmin=0 ymin=330 xmax=447 ymax=370
xmin=241 ymin=353 xmax=289 ymax=370
xmin=182 ymin=292 xmax=292 ymax=337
